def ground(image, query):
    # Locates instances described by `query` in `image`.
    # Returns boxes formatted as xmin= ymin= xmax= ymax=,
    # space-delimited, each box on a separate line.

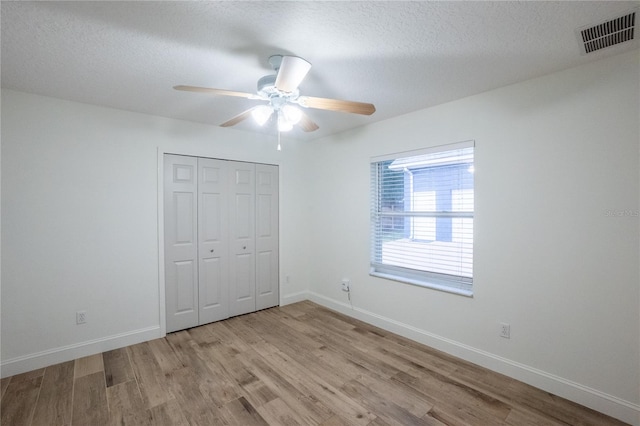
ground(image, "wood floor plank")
xmin=304 ymin=306 xmax=358 ymax=333
xmin=448 ymin=359 xmax=518 ymax=401
xmin=278 ymin=301 xmax=312 ymax=318
xmin=103 ymin=347 xmax=135 ymax=387
xmin=71 ymin=371 xmax=109 ymax=425
xmin=147 ymin=336 xmax=185 ymax=374
xmin=355 ymin=368 xmax=433 ymax=418
xmin=0 ymin=376 xmax=42 ymax=426
xmin=371 ymin=337 xmax=459 ymax=377
xmin=31 ymin=361 xmax=74 ymax=426
xmin=1 ymin=376 xmax=11 ymax=400
xmin=319 ymin=414 xmax=374 ymax=426
xmin=266 ymin=333 xmax=352 ymax=390
xmin=0 ymin=302 xmax=628 ymax=426
xmin=186 ymin=322 xmax=219 ymax=346
xmin=241 ymin=382 xmax=279 ymax=407
xmin=505 ymin=407 xmax=567 ymax=426
xmin=106 ymin=379 xmax=153 ymax=426
xmin=307 ymin=309 xmax=457 ymax=381
xmin=420 ymin=411 xmax=452 ymax=426
xmin=394 ymin=368 xmax=511 ymax=425
xmin=251 ymin=308 xmax=326 ymax=356
xmin=8 ymin=368 xmax=45 ymax=383
xmin=256 ymin=397 xmax=308 ymax=426
xmin=308 ymin=305 xmax=462 ymax=375
xmin=205 ymin=320 xmax=253 ymax=353
xmin=167 ymin=366 xmax=229 ymax=425
xmin=341 ymin=378 xmax=432 ymax=426
xmin=148 ymin=399 xmax=190 ymax=425
xmin=74 ymin=353 xmax=104 ymax=378
xmin=237 ymin=349 xmax=336 ymax=424
xmin=221 ymin=396 xmax=270 ymax=426
xmin=167 ymin=330 xmax=241 ymax=406
xmin=505 ymin=379 xmax=627 ymax=425
xmin=252 ymin=342 xmax=376 ymax=426
xmin=224 ymin=313 xmax=269 ymax=346
xmin=306 ymin=322 xmax=405 ymax=379
xmin=198 ymin=335 xmax=277 ymax=409
xmin=127 ymin=341 xmax=175 ymax=409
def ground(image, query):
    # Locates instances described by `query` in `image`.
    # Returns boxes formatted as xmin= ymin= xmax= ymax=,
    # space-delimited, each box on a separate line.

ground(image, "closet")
xmin=164 ymin=154 xmax=279 ymax=333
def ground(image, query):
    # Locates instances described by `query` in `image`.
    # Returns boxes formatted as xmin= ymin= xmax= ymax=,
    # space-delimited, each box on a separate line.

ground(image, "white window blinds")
xmin=370 ymin=141 xmax=474 ymax=296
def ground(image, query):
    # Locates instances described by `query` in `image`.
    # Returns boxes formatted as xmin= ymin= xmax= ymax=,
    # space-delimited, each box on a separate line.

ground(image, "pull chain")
xmin=277 ymin=131 xmax=282 ymax=151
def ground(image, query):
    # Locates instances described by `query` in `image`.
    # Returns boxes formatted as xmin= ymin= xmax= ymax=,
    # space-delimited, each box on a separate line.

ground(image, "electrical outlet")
xmin=76 ymin=310 xmax=87 ymax=325
xmin=500 ymin=322 xmax=510 ymax=339
xmin=341 ymin=278 xmax=350 ymax=292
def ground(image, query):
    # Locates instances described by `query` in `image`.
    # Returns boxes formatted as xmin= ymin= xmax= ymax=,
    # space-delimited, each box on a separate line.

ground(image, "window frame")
xmin=370 ymin=140 xmax=475 ymax=297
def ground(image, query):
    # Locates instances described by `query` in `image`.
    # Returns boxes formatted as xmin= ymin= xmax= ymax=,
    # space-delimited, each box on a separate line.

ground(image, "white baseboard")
xmin=307 ymin=291 xmax=640 ymax=426
xmin=280 ymin=290 xmax=309 ymax=306
xmin=1 ymin=326 xmax=162 ymax=379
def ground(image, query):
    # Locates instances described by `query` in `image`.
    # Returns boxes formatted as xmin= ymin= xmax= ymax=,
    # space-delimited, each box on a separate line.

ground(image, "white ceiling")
xmin=2 ymin=1 xmax=638 ymax=140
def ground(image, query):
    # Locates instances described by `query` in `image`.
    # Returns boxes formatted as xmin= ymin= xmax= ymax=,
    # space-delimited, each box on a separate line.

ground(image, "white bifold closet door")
xmin=164 ymin=155 xmax=199 ymax=333
xmin=164 ymin=154 xmax=278 ymax=333
xmin=255 ymin=164 xmax=279 ymax=311
xmin=198 ymin=158 xmax=230 ymax=324
xmin=228 ymin=161 xmax=256 ymax=317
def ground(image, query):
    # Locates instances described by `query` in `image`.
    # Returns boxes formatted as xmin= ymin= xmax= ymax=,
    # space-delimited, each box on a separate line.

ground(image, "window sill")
xmin=369 ymin=271 xmax=473 ymax=297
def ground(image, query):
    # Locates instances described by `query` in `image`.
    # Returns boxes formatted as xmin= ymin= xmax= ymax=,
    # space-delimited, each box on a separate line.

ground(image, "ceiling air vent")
xmin=577 ymin=10 xmax=636 ymax=54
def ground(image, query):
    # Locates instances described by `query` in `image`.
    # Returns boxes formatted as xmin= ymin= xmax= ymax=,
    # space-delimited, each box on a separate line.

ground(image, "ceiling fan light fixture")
xmin=282 ymin=104 xmax=302 ymax=125
xmin=252 ymin=105 xmax=273 ymax=126
xmin=277 ymin=111 xmax=294 ymax=132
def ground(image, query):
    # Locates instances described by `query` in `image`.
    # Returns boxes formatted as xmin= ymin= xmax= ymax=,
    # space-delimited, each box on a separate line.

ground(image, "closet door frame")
xmin=157 ymin=149 xmax=280 ymax=336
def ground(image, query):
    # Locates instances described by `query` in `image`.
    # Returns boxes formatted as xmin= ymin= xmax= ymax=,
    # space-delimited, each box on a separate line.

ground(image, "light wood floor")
xmin=1 ymin=301 xmax=627 ymax=425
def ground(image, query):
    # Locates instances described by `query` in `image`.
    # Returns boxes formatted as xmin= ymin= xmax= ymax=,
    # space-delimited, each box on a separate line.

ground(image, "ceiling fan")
xmin=174 ymin=55 xmax=376 ymax=133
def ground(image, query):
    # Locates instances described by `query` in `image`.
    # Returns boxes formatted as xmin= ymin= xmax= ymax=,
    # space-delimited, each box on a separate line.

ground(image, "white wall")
xmin=0 ymin=90 xmax=311 ymax=374
xmin=303 ymin=50 xmax=640 ymax=424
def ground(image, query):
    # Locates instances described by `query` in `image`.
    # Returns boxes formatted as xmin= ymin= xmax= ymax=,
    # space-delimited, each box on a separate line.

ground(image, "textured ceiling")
xmin=2 ymin=1 xmax=639 ymax=140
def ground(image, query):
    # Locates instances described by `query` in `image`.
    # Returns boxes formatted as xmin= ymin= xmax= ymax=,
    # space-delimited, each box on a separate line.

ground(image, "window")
xmin=370 ymin=141 xmax=474 ymax=296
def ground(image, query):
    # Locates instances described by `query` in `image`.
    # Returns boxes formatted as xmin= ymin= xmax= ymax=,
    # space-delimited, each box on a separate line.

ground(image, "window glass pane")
xmin=412 ymin=216 xmax=436 ymax=241
xmin=412 ymin=191 xmax=436 ymax=240
xmin=371 ymin=143 xmax=474 ymax=294
xmin=452 ymin=189 xmax=474 ymax=212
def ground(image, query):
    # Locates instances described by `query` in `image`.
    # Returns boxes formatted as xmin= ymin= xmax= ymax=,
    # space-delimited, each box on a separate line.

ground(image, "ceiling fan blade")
xmin=298 ymin=111 xmax=319 ymax=132
xmin=220 ymin=107 xmax=257 ymax=127
xmin=297 ymin=96 xmax=376 ymax=115
xmin=274 ymin=56 xmax=311 ymax=93
xmin=174 ymin=85 xmax=260 ymax=99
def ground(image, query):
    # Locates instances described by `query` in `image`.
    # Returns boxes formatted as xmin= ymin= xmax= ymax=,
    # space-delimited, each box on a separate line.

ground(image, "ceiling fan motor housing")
xmin=268 ymin=55 xmax=283 ymax=70
xmin=257 ymin=74 xmax=299 ymax=102
xmin=257 ymin=75 xmax=277 ymax=95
